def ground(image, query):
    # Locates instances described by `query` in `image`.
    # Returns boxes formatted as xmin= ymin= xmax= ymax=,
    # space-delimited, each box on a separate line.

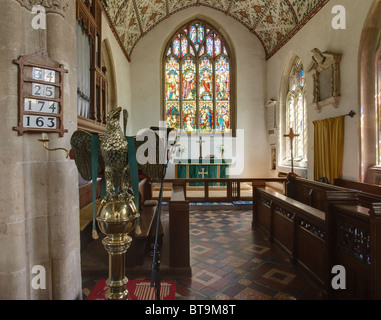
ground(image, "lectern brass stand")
xmin=96 ymin=196 xmax=137 ymax=300
xmin=69 ymin=107 xmax=165 ymax=300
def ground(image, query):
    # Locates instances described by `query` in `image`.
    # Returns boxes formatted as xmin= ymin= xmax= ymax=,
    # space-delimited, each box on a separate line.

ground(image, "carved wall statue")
xmin=307 ymin=48 xmax=342 ymax=112
xmin=15 ymin=0 xmax=70 ymax=17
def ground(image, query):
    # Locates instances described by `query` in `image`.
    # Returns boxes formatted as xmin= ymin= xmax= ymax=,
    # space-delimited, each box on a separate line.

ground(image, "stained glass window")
xmin=163 ymin=20 xmax=232 ymax=134
xmin=286 ymin=58 xmax=306 ymax=162
xmin=165 ymin=57 xmax=180 ymax=129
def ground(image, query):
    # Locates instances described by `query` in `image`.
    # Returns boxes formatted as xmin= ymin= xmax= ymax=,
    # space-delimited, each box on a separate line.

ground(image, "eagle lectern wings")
xmin=70 ymin=107 xmax=164 ymax=201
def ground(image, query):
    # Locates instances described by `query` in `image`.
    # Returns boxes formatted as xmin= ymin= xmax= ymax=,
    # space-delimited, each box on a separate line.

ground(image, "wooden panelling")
xmin=169 ymin=185 xmax=190 ymax=272
xmin=79 ymin=180 xmax=101 ymax=210
xmin=253 ymin=175 xmax=381 ymax=299
xmin=334 ymin=178 xmax=381 ymax=195
xmin=257 ymin=198 xmax=272 ymax=235
xmin=254 ymin=187 xmax=326 ymax=285
xmin=295 ymin=221 xmax=326 ymax=282
xmin=272 ymin=207 xmax=294 ymax=253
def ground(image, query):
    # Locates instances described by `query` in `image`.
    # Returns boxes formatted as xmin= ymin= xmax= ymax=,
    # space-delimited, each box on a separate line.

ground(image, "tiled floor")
xmin=82 ymin=207 xmax=323 ymax=300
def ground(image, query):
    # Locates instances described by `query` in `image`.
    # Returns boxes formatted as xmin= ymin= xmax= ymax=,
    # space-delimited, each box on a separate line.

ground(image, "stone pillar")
xmin=0 ymin=0 xmax=81 ymax=300
xmin=45 ymin=1 xmax=82 ymax=301
xmin=360 ymin=0 xmax=381 ymax=182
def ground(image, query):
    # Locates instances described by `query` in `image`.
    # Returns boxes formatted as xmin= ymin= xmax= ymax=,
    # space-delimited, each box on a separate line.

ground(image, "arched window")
xmin=163 ymin=20 xmax=233 ymax=135
xmin=285 ymin=57 xmax=306 ymax=164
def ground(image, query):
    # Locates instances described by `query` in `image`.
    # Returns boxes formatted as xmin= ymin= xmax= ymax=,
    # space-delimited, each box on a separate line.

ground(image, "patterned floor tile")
xmin=193 ymin=270 xmax=222 ymax=286
xmin=82 ymin=208 xmax=323 ymax=300
xmin=215 ymin=293 xmax=231 ymax=300
xmin=191 ymin=244 xmax=212 ymax=255
xmin=234 ymin=287 xmax=272 ymax=300
xmin=238 ymin=278 xmax=253 ymax=286
xmin=274 ymin=292 xmax=297 ymax=300
xmin=262 ymin=268 xmax=296 ymax=285
xmin=221 ymin=256 xmax=247 ymax=268
xmin=190 ymin=228 xmax=208 ymax=236
xmin=213 ymin=236 xmax=232 ymax=244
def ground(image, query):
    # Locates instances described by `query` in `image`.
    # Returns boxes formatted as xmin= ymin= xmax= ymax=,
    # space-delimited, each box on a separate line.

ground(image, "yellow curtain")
xmin=313 ymin=116 xmax=344 ymax=183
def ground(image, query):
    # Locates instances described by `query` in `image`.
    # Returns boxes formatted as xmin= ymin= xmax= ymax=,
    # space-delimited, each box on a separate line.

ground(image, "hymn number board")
xmin=13 ymin=50 xmax=68 ymax=137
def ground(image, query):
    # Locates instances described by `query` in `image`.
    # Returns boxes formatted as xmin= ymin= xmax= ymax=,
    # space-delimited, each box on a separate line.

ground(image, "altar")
xmin=174 ymin=159 xmax=232 ymax=186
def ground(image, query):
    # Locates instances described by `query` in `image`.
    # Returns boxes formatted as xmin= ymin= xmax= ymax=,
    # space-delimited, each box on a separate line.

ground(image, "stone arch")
xmin=102 ymin=38 xmax=118 ymax=110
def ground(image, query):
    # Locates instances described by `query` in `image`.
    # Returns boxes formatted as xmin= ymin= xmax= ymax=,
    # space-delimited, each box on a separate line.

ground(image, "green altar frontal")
xmin=174 ymin=159 xmax=232 ymax=186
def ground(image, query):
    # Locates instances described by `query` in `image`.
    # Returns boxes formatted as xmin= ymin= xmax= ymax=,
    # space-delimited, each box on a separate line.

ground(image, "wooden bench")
xmin=285 ymin=173 xmax=349 ymax=211
xmin=253 ymin=174 xmax=381 ymax=299
xmin=325 ymin=201 xmax=381 ymax=299
xmin=168 ymin=182 xmax=190 ymax=275
xmin=126 ymin=178 xmax=164 ymax=267
xmin=79 ymin=180 xmax=102 ymax=252
xmin=286 ymin=174 xmax=381 ymax=209
xmin=333 ymin=178 xmax=381 ymax=195
xmin=253 ymin=187 xmax=328 ymax=287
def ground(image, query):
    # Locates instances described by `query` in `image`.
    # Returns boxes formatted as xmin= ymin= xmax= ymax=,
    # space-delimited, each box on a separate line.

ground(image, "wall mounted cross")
xmin=284 ymin=128 xmax=299 ymax=173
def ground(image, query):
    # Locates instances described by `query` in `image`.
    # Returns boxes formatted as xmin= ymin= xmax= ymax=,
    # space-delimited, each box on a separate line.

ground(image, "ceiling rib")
xmin=283 ymin=0 xmax=299 ymax=24
xmin=132 ymin=0 xmax=143 ymax=34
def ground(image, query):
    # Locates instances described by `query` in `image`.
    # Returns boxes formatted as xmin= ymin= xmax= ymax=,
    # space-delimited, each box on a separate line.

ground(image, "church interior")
xmin=1 ymin=0 xmax=381 ymax=300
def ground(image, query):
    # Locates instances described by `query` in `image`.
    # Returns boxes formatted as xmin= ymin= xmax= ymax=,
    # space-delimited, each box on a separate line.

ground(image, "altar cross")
xmin=284 ymin=127 xmax=299 ymax=173
xmin=198 ymin=168 xmax=208 ymax=179
xmin=196 ymin=136 xmax=205 ymax=159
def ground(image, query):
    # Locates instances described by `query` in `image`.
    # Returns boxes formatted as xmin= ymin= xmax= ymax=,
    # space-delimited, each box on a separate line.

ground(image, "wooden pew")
xmin=325 ymin=198 xmax=381 ymax=300
xmin=333 ymin=178 xmax=381 ymax=209
xmin=253 ymin=187 xmax=329 ymax=288
xmin=253 ymin=174 xmax=381 ymax=299
xmin=126 ymin=178 xmax=163 ymax=267
xmin=333 ymin=178 xmax=381 ymax=195
xmin=286 ymin=174 xmax=381 ymax=209
xmin=285 ymin=173 xmax=348 ymax=211
xmin=79 ymin=179 xmax=102 ymax=210
xmin=168 ymin=181 xmax=191 ymax=275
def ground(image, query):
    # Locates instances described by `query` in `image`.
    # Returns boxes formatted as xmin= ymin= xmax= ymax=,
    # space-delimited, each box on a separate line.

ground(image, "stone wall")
xmin=0 ymin=0 xmax=82 ymax=300
xmin=266 ymin=0 xmax=374 ymax=181
xmin=130 ymin=7 xmax=268 ymax=178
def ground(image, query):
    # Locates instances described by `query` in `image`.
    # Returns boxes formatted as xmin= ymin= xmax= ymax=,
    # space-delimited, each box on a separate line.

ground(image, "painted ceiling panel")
xmin=255 ymin=0 xmax=296 ymax=54
xmin=136 ymin=0 xmax=167 ymax=33
xmin=112 ymin=0 xmax=141 ymax=56
xmin=103 ymin=0 xmax=330 ymax=60
xmin=229 ymin=0 xmax=268 ymax=29
xmin=199 ymin=0 xmax=230 ymax=12
xmin=104 ymin=0 xmax=122 ymax=18
xmin=168 ymin=0 xmax=197 ymax=12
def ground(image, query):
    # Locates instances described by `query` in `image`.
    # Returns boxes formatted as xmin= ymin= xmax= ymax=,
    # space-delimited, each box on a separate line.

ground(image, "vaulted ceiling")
xmin=102 ymin=0 xmax=330 ymax=61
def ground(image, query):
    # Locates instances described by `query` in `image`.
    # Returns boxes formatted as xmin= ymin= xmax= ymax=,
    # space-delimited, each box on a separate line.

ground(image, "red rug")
xmin=87 ymin=279 xmax=176 ymax=300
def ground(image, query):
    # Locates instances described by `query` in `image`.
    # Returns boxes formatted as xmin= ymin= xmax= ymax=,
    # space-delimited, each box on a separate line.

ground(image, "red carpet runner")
xmin=87 ymin=279 xmax=176 ymax=300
